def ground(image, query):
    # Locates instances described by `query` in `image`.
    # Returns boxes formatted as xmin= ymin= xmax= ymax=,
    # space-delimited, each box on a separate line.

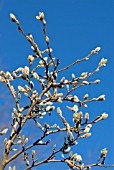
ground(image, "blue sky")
xmin=0 ymin=0 xmax=114 ymax=170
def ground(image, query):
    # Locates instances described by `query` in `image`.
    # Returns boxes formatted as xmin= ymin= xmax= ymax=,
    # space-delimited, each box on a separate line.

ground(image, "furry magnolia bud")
xmin=46 ymin=36 xmax=50 ymax=43
xmin=28 ymin=55 xmax=34 ymax=65
xmin=10 ymin=13 xmax=19 ymax=25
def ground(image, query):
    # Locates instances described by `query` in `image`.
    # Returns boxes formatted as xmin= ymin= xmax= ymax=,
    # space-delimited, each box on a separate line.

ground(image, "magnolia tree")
xmin=0 ymin=12 xmax=113 ymax=170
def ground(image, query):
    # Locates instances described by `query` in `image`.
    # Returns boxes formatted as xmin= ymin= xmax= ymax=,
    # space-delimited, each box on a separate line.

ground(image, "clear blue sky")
xmin=0 ymin=0 xmax=114 ymax=170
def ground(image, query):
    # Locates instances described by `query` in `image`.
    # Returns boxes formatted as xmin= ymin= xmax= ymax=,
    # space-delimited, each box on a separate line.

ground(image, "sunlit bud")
xmin=81 ymin=72 xmax=88 ymax=79
xmin=84 ymin=124 xmax=92 ymax=133
xmin=46 ymin=36 xmax=50 ymax=43
xmin=91 ymin=47 xmax=101 ymax=54
xmin=28 ymin=55 xmax=34 ymax=65
xmin=21 ymin=135 xmax=25 ymax=141
xmin=44 ymin=123 xmax=50 ymax=129
xmin=75 ymin=154 xmax=82 ymax=162
xmin=39 ymin=57 xmax=48 ymax=66
xmin=79 ymin=112 xmax=83 ymax=121
xmin=17 ymin=140 xmax=22 ymax=144
xmin=13 ymin=108 xmax=17 ymax=115
xmin=18 ymin=93 xmax=21 ymax=100
xmin=36 ymin=16 xmax=40 ymax=20
xmin=14 ymin=67 xmax=23 ymax=73
xmin=41 ymin=112 xmax=46 ymax=116
xmin=56 ymin=93 xmax=63 ymax=97
xmin=101 ymin=112 xmax=108 ymax=120
xmin=57 ymin=98 xmax=63 ymax=103
xmin=67 ymin=95 xmax=73 ymax=100
xmin=0 ymin=76 xmax=5 ymax=82
xmin=57 ymin=107 xmax=62 ymax=116
xmin=95 ymin=68 xmax=99 ymax=72
xmin=0 ymin=128 xmax=8 ymax=135
xmin=85 ymin=57 xmax=89 ymax=60
xmin=39 ymin=12 xmax=44 ymax=19
xmin=32 ymin=150 xmax=35 ymax=155
xmin=95 ymin=79 xmax=100 ymax=84
xmin=32 ymin=150 xmax=35 ymax=159
xmin=36 ymin=12 xmax=44 ymax=20
xmin=64 ymin=79 xmax=69 ymax=90
xmin=31 ymin=46 xmax=35 ymax=51
xmin=22 ymin=66 xmax=29 ymax=77
xmin=82 ymin=81 xmax=89 ymax=85
xmin=12 ymin=113 xmax=15 ymax=120
xmin=50 ymin=124 xmax=57 ymax=129
xmin=4 ymin=138 xmax=7 ymax=145
xmin=72 ymin=73 xmax=75 ymax=79
xmin=39 ymin=102 xmax=45 ymax=106
xmin=80 ymin=133 xmax=91 ymax=138
xmin=85 ymin=112 xmax=89 ymax=121
xmin=8 ymin=167 xmax=12 ymax=170
xmin=24 ymin=138 xmax=28 ymax=146
xmin=12 ymin=148 xmax=17 ymax=151
xmin=46 ymin=106 xmax=55 ymax=112
xmin=99 ymin=58 xmax=107 ymax=67
xmin=71 ymin=140 xmax=78 ymax=146
xmin=45 ymin=102 xmax=53 ymax=106
xmin=74 ymin=95 xmax=79 ymax=102
xmin=98 ymin=94 xmax=105 ymax=101
xmin=32 ymin=72 xmax=39 ymax=80
xmin=101 ymin=148 xmax=108 ymax=157
xmin=65 ymin=160 xmax=74 ymax=167
xmin=48 ymin=48 xmax=52 ymax=52
xmin=60 ymin=77 xmax=65 ymax=83
xmin=71 ymin=153 xmax=77 ymax=161
xmin=57 ymin=126 xmax=60 ymax=131
xmin=47 ymin=91 xmax=51 ymax=97
xmin=84 ymin=93 xmax=88 ymax=100
xmin=73 ymin=112 xmax=79 ymax=123
xmin=66 ymin=105 xmax=78 ymax=112
xmin=95 ymin=47 xmax=101 ymax=52
xmin=64 ymin=80 xmax=68 ymax=84
xmin=84 ymin=104 xmax=88 ymax=108
xmin=38 ymin=140 xmax=43 ymax=144
xmin=67 ymin=129 xmax=74 ymax=141
xmin=6 ymin=71 xmax=13 ymax=80
xmin=10 ymin=13 xmax=19 ymax=25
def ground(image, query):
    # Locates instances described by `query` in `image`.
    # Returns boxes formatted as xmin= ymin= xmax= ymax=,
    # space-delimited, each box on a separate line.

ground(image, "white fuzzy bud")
xmin=28 ymin=55 xmax=34 ymax=65
xmin=80 ymin=133 xmax=91 ymax=138
xmin=101 ymin=148 xmax=108 ymax=157
xmin=18 ymin=86 xmax=25 ymax=92
xmin=10 ymin=13 xmax=19 ymax=25
xmin=99 ymin=58 xmax=107 ymax=67
xmin=85 ymin=112 xmax=89 ymax=121
xmin=0 ymin=128 xmax=8 ymax=135
xmin=84 ymin=124 xmax=92 ymax=133
xmin=98 ymin=94 xmax=105 ymax=101
xmin=95 ymin=47 xmax=101 ymax=52
xmin=101 ymin=112 xmax=108 ymax=120
xmin=57 ymin=107 xmax=62 ymax=116
xmin=46 ymin=106 xmax=55 ymax=112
